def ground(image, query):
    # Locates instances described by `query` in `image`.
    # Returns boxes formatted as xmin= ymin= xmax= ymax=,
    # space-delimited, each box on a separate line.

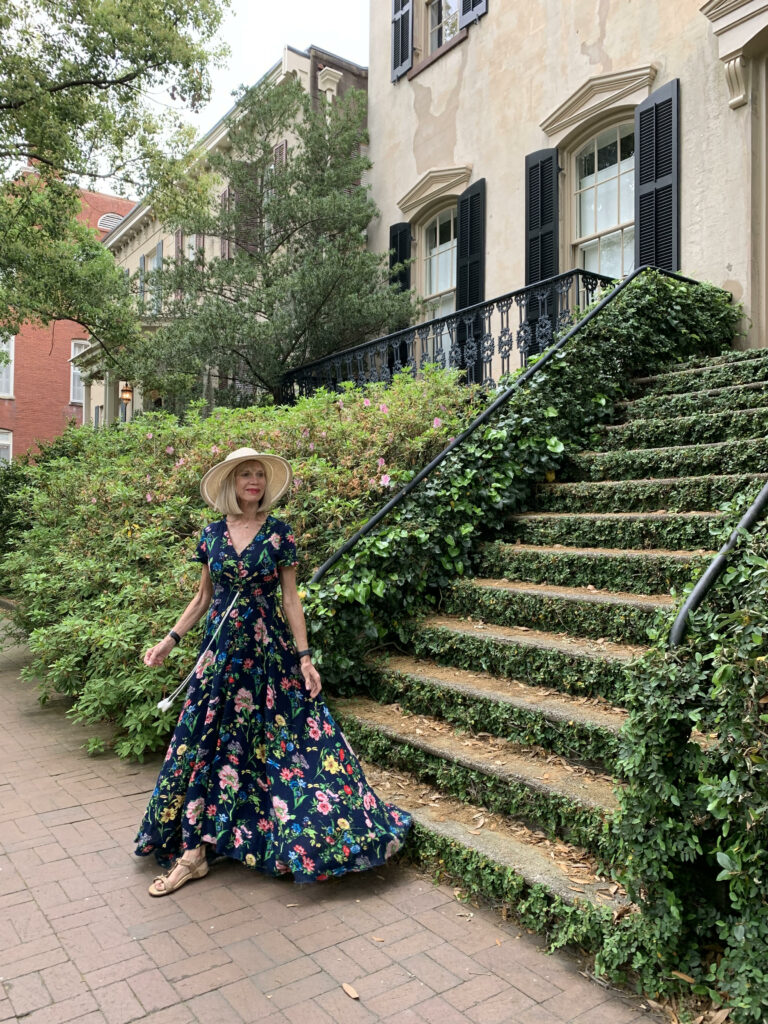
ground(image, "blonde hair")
xmin=213 ymin=460 xmax=266 ymax=516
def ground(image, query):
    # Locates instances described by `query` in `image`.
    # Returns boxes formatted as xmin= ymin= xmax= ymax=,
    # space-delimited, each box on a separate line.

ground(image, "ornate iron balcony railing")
xmin=280 ymin=269 xmax=615 ymax=402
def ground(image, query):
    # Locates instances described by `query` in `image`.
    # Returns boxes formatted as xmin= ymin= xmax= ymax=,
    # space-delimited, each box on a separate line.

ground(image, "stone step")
xmin=476 ymin=540 xmax=713 ymax=595
xmin=369 ymin=653 xmax=627 ymax=771
xmin=629 ymin=351 xmax=768 ymax=396
xmin=596 ymin=406 xmax=768 ymax=452
xmin=443 ymin=578 xmax=669 ymax=645
xmin=568 ymin=437 xmax=768 ymax=482
xmin=643 ymin=346 xmax=768 ymax=373
xmin=361 ymin=760 xmax=628 ymax=914
xmin=620 ymin=379 xmax=768 ymax=422
xmin=534 ymin=473 xmax=768 ymax=515
xmin=508 ymin=510 xmax=724 ymax=551
xmin=408 ymin=614 xmax=643 ymax=703
xmin=334 ymin=696 xmax=618 ymax=854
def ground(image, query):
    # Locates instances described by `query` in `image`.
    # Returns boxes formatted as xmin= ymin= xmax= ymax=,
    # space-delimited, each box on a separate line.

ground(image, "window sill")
xmin=407 ymin=29 xmax=468 ymax=80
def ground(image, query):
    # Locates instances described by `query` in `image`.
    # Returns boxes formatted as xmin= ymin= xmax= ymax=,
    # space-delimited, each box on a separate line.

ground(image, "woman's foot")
xmin=148 ymin=848 xmax=208 ymax=897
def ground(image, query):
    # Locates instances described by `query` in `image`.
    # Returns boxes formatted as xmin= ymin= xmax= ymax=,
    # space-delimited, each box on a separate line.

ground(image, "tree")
xmin=126 ymin=75 xmax=416 ymax=403
xmin=0 ymin=0 xmax=229 ymax=356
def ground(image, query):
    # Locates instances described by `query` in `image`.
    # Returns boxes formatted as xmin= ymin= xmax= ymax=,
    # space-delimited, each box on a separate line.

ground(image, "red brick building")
xmin=0 ymin=188 xmax=135 ymax=461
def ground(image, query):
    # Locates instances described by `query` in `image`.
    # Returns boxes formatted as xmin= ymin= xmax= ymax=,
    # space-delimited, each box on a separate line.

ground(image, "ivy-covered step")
xmin=360 ymin=760 xmax=629 ymax=942
xmin=568 ymin=437 xmax=768 ymax=482
xmin=595 ymin=406 xmax=768 ymax=452
xmin=620 ymin=379 xmax=768 ymax=422
xmin=442 ymin=578 xmax=668 ymax=645
xmin=333 ymin=696 xmax=619 ymax=855
xmin=408 ymin=614 xmax=642 ymax=702
xmin=367 ymin=654 xmax=627 ymax=771
xmin=667 ymin=346 xmax=768 ymax=372
xmin=508 ymin=510 xmax=724 ymax=551
xmin=476 ymin=541 xmax=712 ymax=595
xmin=534 ymin=473 xmax=768 ymax=515
xmin=628 ymin=350 xmax=768 ymax=396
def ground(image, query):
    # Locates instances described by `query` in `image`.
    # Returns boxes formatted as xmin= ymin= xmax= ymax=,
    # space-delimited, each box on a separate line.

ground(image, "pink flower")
xmin=272 ymin=796 xmax=289 ymax=822
xmin=433 ymin=417 xmax=442 ymax=428
xmin=233 ymin=827 xmax=244 ymax=847
xmin=280 ymin=767 xmax=293 ymax=781
xmin=257 ymin=817 xmax=272 ymax=832
xmin=211 ymin=445 xmax=221 ymax=454
xmin=174 ymin=458 xmax=186 ymax=467
xmin=368 ymin=478 xmax=376 ymax=487
xmin=234 ymin=688 xmax=254 ymax=713
xmin=309 ymin=442 xmax=314 ymax=451
xmin=146 ymin=432 xmax=153 ymax=439
xmin=254 ymin=619 xmax=269 ymax=644
xmin=377 ymin=457 xmax=386 ymax=468
xmin=269 ymin=532 xmax=281 ymax=550
xmin=266 ymin=684 xmax=275 ymax=709
xmin=316 ymin=792 xmax=332 ymax=815
xmin=307 ymin=717 xmax=321 ymax=741
xmin=337 ymin=399 xmax=344 ymax=409
xmin=195 ymin=650 xmax=215 ymax=680
xmin=218 ymin=765 xmax=240 ymax=792
xmin=243 ymin=658 xmax=254 ymax=670
xmin=91 ymin=497 xmax=97 ymax=504
xmin=165 ymin=445 xmax=174 ymax=454
xmin=301 ymin=855 xmax=315 ymax=872
xmin=323 ymin=721 xmax=333 ymax=736
xmin=363 ymin=398 xmax=371 ymax=407
xmin=380 ymin=474 xmax=390 ymax=487
xmin=379 ymin=403 xmax=389 ymax=413
xmin=145 ymin=493 xmax=153 ymax=503
xmin=185 ymin=798 xmax=204 ymax=825
xmin=363 ymin=792 xmax=377 ymax=811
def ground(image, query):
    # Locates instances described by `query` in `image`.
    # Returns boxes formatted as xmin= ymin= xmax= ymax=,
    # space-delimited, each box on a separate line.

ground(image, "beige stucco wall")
xmin=367 ymin=0 xmax=762 ymax=352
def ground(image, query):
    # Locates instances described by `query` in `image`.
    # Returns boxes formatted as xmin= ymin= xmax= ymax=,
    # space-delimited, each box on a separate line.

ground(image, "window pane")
xmin=438 ymin=210 xmax=452 ymax=246
xmin=578 ymin=188 xmax=595 ymax=237
xmin=596 ymin=129 xmax=618 ymax=182
xmin=600 ymin=230 xmax=623 ymax=278
xmin=437 ymin=250 xmax=452 ymax=292
xmin=623 ymin=226 xmax=635 ymax=275
xmin=620 ymin=124 xmax=635 ymax=168
xmin=426 ymin=255 xmax=436 ymax=296
xmin=0 ymin=429 xmax=10 ymax=463
xmin=579 ymin=238 xmax=600 ymax=273
xmin=426 ymin=221 xmax=438 ymax=254
xmin=620 ymin=170 xmax=634 ymax=224
xmin=0 ymin=339 xmax=13 ymax=396
xmin=577 ymin=144 xmax=595 ymax=189
xmin=596 ymin=178 xmax=618 ymax=232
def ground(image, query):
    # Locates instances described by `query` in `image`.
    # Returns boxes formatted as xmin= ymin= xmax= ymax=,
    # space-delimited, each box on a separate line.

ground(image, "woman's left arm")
xmin=279 ymin=565 xmax=322 ymax=699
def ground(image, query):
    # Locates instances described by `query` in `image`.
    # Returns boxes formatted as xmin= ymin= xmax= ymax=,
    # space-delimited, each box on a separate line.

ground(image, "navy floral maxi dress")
xmin=135 ymin=516 xmax=411 ymax=882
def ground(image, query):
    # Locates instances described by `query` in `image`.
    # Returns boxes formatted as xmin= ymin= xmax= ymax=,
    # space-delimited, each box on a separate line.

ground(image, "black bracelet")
xmin=296 ymin=648 xmax=311 ymax=659
xmin=168 ymin=630 xmax=181 ymax=645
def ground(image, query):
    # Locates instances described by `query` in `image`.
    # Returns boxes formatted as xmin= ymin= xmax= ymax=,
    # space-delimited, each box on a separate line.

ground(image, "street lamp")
xmin=120 ymin=384 xmax=133 ymax=406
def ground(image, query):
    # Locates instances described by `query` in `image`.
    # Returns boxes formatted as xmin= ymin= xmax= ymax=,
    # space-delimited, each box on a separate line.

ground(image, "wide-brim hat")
xmin=200 ymin=448 xmax=293 ymax=511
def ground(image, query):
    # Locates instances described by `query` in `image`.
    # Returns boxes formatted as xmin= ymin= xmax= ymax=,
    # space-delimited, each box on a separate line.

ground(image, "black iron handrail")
xmin=669 ymin=481 xmax=768 ymax=647
xmin=311 ymin=265 xmax=710 ymax=585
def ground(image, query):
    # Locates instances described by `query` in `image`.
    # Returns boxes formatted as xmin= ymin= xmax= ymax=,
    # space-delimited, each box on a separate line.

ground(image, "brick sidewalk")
xmin=0 ymin=638 xmax=659 ymax=1024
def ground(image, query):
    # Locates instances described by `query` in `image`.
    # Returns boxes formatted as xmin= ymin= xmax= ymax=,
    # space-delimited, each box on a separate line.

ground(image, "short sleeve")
xmin=276 ymin=522 xmax=298 ymax=569
xmin=190 ymin=526 xmax=211 ymax=565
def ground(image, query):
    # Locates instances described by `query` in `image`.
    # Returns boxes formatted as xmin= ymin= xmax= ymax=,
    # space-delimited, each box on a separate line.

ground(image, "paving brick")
xmin=0 ymin=998 xmax=15 ymax=1022
xmin=367 ymin=979 xmax=434 ymax=1017
xmin=172 ymin=962 xmax=246 ymax=1000
xmin=181 ymin=989 xmax=245 ymax=1024
xmin=350 ymin=962 xmax=413 ymax=1001
xmin=539 ymin=984 xmax=611 ymax=1020
xmin=465 ymin=986 xmax=537 ymax=1023
xmin=220 ymin=978 xmax=282 ymax=1022
xmin=336 ymin=935 xmax=394 ymax=974
xmin=40 ymin=961 xmax=89 ymax=1001
xmin=473 ymin=944 xmax=564 ymax=1002
xmin=171 ymin=921 xmax=220 ymax=957
xmin=83 ymin=953 xmax=155 ymax=990
xmin=425 ymin=942 xmax=492 ymax=980
xmin=401 ymin=951 xmax=463 ymax=994
xmin=253 ymin=954 xmax=321 ymax=993
xmin=316 ymin=985 xmax=381 ymax=1024
xmin=127 ymin=968 xmax=179 ymax=1013
xmin=516 ymin=1005 xmax=567 ymax=1024
xmin=268 ymin=968 xmax=338 ymax=1009
xmin=0 ymin=938 xmax=68 ymax=981
xmin=283 ymin=1000 xmax=338 ymax=1024
xmin=218 ymin=937 xmax=273 ymax=974
xmin=139 ymin=933 xmax=188 ymax=968
xmin=443 ymin=970 xmax=510 ymax=1011
xmin=161 ymin=948 xmax=232 ymax=982
xmin=311 ymin=944 xmax=366 ymax=984
xmin=570 ymin=996 xmax=646 ymax=1023
xmin=416 ymin=993 xmax=481 ymax=1024
xmin=250 ymin=928 xmax=304 ymax=966
xmin=94 ymin=979 xmax=147 ymax=1024
xmin=5 ymin=971 xmax=52 ymax=1016
xmin=16 ymin=993 xmax=101 ymax=1024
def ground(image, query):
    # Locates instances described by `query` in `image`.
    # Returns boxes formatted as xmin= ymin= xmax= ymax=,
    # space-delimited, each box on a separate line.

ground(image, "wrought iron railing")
xmin=281 ymin=269 xmax=614 ymax=401
xmin=669 ymin=481 xmax=768 ymax=648
xmin=310 ymin=265 xmax=709 ymax=585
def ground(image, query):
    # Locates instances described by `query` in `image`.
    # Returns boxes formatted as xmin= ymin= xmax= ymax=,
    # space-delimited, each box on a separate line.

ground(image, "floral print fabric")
xmin=135 ymin=516 xmax=411 ymax=882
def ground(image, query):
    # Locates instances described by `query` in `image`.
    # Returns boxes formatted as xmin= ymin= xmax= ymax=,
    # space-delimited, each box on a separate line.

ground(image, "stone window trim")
xmin=408 ymin=26 xmax=468 ymax=80
xmin=70 ymin=340 xmax=89 ymax=405
xmin=397 ymin=165 xmax=472 ymax=221
xmin=0 ymin=429 xmax=11 ymax=463
xmin=0 ymin=336 xmax=14 ymax=399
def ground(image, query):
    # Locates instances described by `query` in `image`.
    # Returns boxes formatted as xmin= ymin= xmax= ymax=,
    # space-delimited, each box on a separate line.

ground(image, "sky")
xmin=187 ymin=0 xmax=371 ymax=135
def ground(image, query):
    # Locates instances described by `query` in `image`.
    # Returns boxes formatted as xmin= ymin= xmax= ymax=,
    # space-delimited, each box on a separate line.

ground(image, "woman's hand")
xmin=300 ymin=659 xmax=322 ymax=699
xmin=143 ymin=637 xmax=175 ymax=667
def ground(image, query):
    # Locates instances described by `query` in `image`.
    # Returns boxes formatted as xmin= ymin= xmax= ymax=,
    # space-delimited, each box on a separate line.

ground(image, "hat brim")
xmin=200 ymin=451 xmax=293 ymax=511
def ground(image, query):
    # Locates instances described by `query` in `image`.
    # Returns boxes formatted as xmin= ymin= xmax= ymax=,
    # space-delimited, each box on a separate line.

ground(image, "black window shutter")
xmin=155 ymin=240 xmax=163 ymax=267
xmin=456 ymin=179 xmax=486 ymax=383
xmin=459 ymin=0 xmax=488 ymax=30
xmin=525 ymin=149 xmax=559 ymax=285
xmin=635 ymin=78 xmax=680 ymax=272
xmin=389 ymin=223 xmax=411 ymax=291
xmin=391 ymin=0 xmax=413 ymax=82
xmin=456 ymin=178 xmax=485 ymax=311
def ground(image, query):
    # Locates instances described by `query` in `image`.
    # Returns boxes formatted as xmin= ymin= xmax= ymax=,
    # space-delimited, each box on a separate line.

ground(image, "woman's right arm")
xmin=143 ymin=565 xmax=214 ymax=667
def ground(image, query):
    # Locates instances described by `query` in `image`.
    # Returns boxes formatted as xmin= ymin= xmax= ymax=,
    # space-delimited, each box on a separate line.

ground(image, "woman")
xmin=136 ymin=448 xmax=411 ymax=896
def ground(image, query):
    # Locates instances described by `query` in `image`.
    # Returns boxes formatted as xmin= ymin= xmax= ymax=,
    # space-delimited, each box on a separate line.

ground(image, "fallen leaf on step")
xmin=372 ymin=936 xmax=385 ymax=942
xmin=704 ymin=1009 xmax=732 ymax=1024
xmin=671 ymin=970 xmax=696 ymax=984
xmin=342 ymin=983 xmax=359 ymax=1000
xmin=286 ymin=903 xmax=299 ymax=908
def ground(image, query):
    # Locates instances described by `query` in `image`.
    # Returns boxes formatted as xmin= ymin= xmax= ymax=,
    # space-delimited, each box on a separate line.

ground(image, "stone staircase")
xmin=331 ymin=346 xmax=768 ymax=938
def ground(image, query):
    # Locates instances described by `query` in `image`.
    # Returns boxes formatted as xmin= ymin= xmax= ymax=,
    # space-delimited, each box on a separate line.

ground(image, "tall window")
xmin=423 ymin=206 xmax=458 ymax=318
xmin=70 ymin=340 xmax=89 ymax=403
xmin=0 ymin=337 xmax=13 ymax=397
xmin=574 ymin=124 xmax=635 ymax=278
xmin=0 ymin=430 xmax=10 ymax=463
xmin=428 ymin=0 xmax=459 ymax=52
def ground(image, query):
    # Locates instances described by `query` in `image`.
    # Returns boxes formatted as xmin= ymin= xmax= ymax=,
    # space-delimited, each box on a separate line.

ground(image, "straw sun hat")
xmin=200 ymin=448 xmax=293 ymax=512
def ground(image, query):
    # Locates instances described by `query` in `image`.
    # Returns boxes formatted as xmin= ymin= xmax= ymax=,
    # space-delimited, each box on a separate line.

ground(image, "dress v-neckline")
xmin=225 ymin=515 xmax=270 ymax=558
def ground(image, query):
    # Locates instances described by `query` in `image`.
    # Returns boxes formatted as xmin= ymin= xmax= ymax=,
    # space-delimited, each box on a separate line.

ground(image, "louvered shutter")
xmin=154 ymin=240 xmax=163 ymax=311
xmin=525 ymin=149 xmax=559 ymax=285
xmin=220 ymin=188 xmax=230 ymax=259
xmin=635 ymin=79 xmax=680 ymax=272
xmin=456 ymin=179 xmax=486 ymax=383
xmin=391 ymin=0 xmax=413 ymax=81
xmin=138 ymin=254 xmax=145 ymax=303
xmin=174 ymin=230 xmax=182 ymax=262
xmin=459 ymin=0 xmax=488 ymax=29
xmin=389 ymin=223 xmax=411 ymax=291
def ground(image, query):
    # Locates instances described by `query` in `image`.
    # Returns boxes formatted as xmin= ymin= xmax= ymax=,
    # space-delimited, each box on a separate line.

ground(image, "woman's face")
xmin=234 ymin=460 xmax=267 ymax=508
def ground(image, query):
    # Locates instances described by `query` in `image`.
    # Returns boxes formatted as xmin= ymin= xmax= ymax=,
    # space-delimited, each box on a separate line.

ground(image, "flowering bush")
xmin=0 ymin=368 xmax=479 ymax=758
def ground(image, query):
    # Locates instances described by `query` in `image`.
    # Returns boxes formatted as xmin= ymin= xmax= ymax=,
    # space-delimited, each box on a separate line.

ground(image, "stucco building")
xmin=0 ymin=187 xmax=133 ymax=461
xmin=364 ymin=0 xmax=768 ymax=382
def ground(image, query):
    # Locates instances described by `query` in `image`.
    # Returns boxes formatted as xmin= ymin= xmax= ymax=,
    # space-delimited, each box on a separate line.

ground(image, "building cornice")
xmin=541 ymin=66 xmax=657 ymax=145
xmin=700 ymin=0 xmax=768 ymax=106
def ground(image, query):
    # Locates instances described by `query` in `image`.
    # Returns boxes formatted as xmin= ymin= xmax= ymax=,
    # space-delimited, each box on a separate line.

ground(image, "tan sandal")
xmin=148 ymin=855 xmax=209 ymax=897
